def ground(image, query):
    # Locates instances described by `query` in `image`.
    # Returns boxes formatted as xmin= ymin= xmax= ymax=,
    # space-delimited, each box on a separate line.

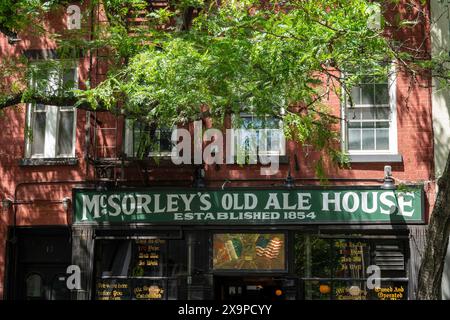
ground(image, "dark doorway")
xmin=214 ymin=276 xmax=287 ymax=301
xmin=6 ymin=227 xmax=72 ymax=300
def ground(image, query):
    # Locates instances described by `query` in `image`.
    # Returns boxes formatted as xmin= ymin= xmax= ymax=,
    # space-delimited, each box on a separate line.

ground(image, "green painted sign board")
xmin=73 ymin=187 xmax=424 ymax=225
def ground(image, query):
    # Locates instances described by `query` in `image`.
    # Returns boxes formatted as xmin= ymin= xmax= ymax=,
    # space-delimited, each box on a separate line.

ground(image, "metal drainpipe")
xmin=187 ymin=233 xmax=194 ymax=300
xmin=305 ymin=235 xmax=312 ymax=300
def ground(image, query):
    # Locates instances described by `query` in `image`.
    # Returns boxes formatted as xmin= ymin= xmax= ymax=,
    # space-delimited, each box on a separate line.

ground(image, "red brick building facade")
xmin=0 ymin=1 xmax=435 ymax=300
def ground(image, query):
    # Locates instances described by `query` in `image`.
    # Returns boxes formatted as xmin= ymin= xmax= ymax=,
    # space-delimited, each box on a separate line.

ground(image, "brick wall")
xmin=0 ymin=0 xmax=436 ymax=299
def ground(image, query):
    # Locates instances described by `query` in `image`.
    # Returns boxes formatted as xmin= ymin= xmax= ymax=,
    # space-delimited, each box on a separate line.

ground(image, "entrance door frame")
xmin=5 ymin=226 xmax=71 ymax=300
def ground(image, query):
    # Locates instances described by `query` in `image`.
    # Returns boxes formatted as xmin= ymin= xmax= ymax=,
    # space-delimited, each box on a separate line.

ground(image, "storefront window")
xmin=295 ymin=234 xmax=408 ymax=300
xmin=94 ymin=239 xmax=187 ymax=300
xmin=212 ymin=233 xmax=286 ymax=271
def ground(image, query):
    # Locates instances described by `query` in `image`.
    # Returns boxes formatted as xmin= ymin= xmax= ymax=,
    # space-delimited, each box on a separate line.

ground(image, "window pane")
xmin=96 ymin=240 xmax=133 ymax=277
xmin=332 ymin=280 xmax=368 ymax=300
xmin=132 ymin=239 xmax=166 ymax=277
xmin=361 ymin=84 xmax=375 ymax=105
xmin=333 ymin=240 xmax=370 ymax=279
xmin=375 ymin=84 xmax=389 ymax=105
xmin=31 ymin=110 xmax=46 ymax=156
xmin=26 ymin=274 xmax=43 ymax=299
xmin=35 ymin=104 xmax=46 ymax=112
xmin=132 ymin=279 xmax=166 ymax=300
xmin=159 ymin=129 xmax=173 ymax=152
xmin=212 ymin=234 xmax=286 ymax=270
xmin=261 ymin=117 xmax=280 ymax=129
xmin=63 ymin=68 xmax=76 ymax=89
xmin=242 ymin=117 xmax=255 ymax=129
xmin=348 ymin=129 xmax=361 ymax=150
xmin=57 ymin=110 xmax=74 ymax=156
xmin=294 ymin=235 xmax=333 ymax=278
xmin=368 ymin=281 xmax=408 ymax=300
xmin=361 ymin=108 xmax=376 ymax=120
xmin=350 ymin=86 xmax=361 ymax=105
xmin=376 ymin=122 xmax=390 ymax=129
xmin=376 ymin=129 xmax=389 ymax=150
xmin=362 ymin=122 xmax=375 ymax=129
xmin=347 ymin=108 xmax=361 ymax=121
xmin=376 ymin=107 xmax=390 ymax=120
xmin=348 ymin=121 xmax=361 ymax=129
xmin=362 ymin=129 xmax=375 ymax=150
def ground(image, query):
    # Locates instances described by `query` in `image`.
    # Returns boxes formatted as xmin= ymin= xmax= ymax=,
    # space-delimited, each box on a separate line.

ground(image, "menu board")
xmin=132 ymin=239 xmax=166 ymax=276
xmin=96 ymin=279 xmax=131 ymax=300
xmin=213 ymin=233 xmax=285 ymax=270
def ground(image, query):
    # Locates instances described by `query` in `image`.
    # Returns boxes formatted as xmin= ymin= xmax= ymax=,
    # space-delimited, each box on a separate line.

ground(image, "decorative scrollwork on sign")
xmin=67 ymin=5 xmax=81 ymax=30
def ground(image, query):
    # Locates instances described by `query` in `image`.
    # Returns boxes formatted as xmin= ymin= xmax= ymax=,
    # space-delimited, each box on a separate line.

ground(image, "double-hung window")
xmin=124 ymin=119 xmax=174 ymax=158
xmin=343 ymin=71 xmax=398 ymax=157
xmin=25 ymin=64 xmax=77 ymax=158
xmin=232 ymin=113 xmax=286 ymax=160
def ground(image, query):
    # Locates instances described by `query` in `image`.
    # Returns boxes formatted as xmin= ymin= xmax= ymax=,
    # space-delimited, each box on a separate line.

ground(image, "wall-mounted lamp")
xmin=221 ymin=179 xmax=230 ymax=190
xmin=62 ymin=197 xmax=71 ymax=210
xmin=284 ymin=170 xmax=295 ymax=188
xmin=1 ymin=198 xmax=13 ymax=210
xmin=193 ymin=165 xmax=206 ymax=188
xmin=7 ymin=35 xmax=21 ymax=45
xmin=381 ymin=165 xmax=396 ymax=190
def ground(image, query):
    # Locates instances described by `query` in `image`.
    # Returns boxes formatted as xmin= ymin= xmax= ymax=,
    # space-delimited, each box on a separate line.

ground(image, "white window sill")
xmin=19 ymin=157 xmax=78 ymax=166
xmin=348 ymin=154 xmax=403 ymax=163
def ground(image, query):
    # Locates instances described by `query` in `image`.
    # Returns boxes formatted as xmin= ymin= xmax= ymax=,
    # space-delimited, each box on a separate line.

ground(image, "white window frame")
xmin=124 ymin=119 xmax=174 ymax=157
xmin=231 ymin=113 xmax=286 ymax=157
xmin=341 ymin=65 xmax=398 ymax=156
xmin=25 ymin=63 xmax=78 ymax=159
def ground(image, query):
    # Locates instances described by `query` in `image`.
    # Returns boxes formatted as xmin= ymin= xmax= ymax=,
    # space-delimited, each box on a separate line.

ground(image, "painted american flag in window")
xmin=255 ymin=236 xmax=283 ymax=259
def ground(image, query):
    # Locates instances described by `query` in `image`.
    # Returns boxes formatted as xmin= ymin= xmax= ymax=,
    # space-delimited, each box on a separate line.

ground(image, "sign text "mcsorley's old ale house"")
xmin=73 ymin=188 xmax=424 ymax=225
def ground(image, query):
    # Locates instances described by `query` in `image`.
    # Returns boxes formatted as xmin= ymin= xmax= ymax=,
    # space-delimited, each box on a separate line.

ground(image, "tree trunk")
xmin=418 ymin=150 xmax=450 ymax=299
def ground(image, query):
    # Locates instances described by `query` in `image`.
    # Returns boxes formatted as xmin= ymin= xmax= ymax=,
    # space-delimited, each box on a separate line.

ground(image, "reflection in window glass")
xmin=347 ymin=75 xmax=392 ymax=152
xmin=295 ymin=234 xmax=408 ymax=300
xmin=57 ymin=109 xmax=75 ymax=156
xmin=95 ymin=239 xmax=187 ymax=300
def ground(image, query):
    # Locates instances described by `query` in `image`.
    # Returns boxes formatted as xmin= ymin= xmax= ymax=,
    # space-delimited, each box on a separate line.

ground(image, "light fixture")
xmin=284 ymin=169 xmax=295 ymax=188
xmin=1 ymin=198 xmax=13 ymax=210
xmin=192 ymin=165 xmax=206 ymax=188
xmin=8 ymin=36 xmax=21 ymax=45
xmin=381 ymin=165 xmax=396 ymax=190
xmin=62 ymin=197 xmax=71 ymax=210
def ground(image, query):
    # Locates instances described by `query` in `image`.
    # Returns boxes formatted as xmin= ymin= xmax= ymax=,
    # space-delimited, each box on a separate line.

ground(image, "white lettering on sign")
xmin=78 ymin=190 xmax=419 ymax=222
xmin=322 ymin=192 xmax=341 ymax=212
xmin=342 ymin=192 xmax=359 ymax=213
xmin=265 ymin=193 xmax=281 ymax=210
xmin=298 ymin=193 xmax=312 ymax=210
xmin=136 ymin=194 xmax=151 ymax=214
xmin=380 ymin=192 xmax=397 ymax=215
xmin=81 ymin=194 xmax=99 ymax=221
xmin=361 ymin=192 xmax=378 ymax=214
xmin=397 ymin=192 xmax=415 ymax=217
xmin=108 ymin=194 xmax=121 ymax=216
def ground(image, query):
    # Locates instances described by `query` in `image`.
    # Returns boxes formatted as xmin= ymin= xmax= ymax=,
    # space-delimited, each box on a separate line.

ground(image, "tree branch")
xmin=0 ymin=92 xmax=108 ymax=112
